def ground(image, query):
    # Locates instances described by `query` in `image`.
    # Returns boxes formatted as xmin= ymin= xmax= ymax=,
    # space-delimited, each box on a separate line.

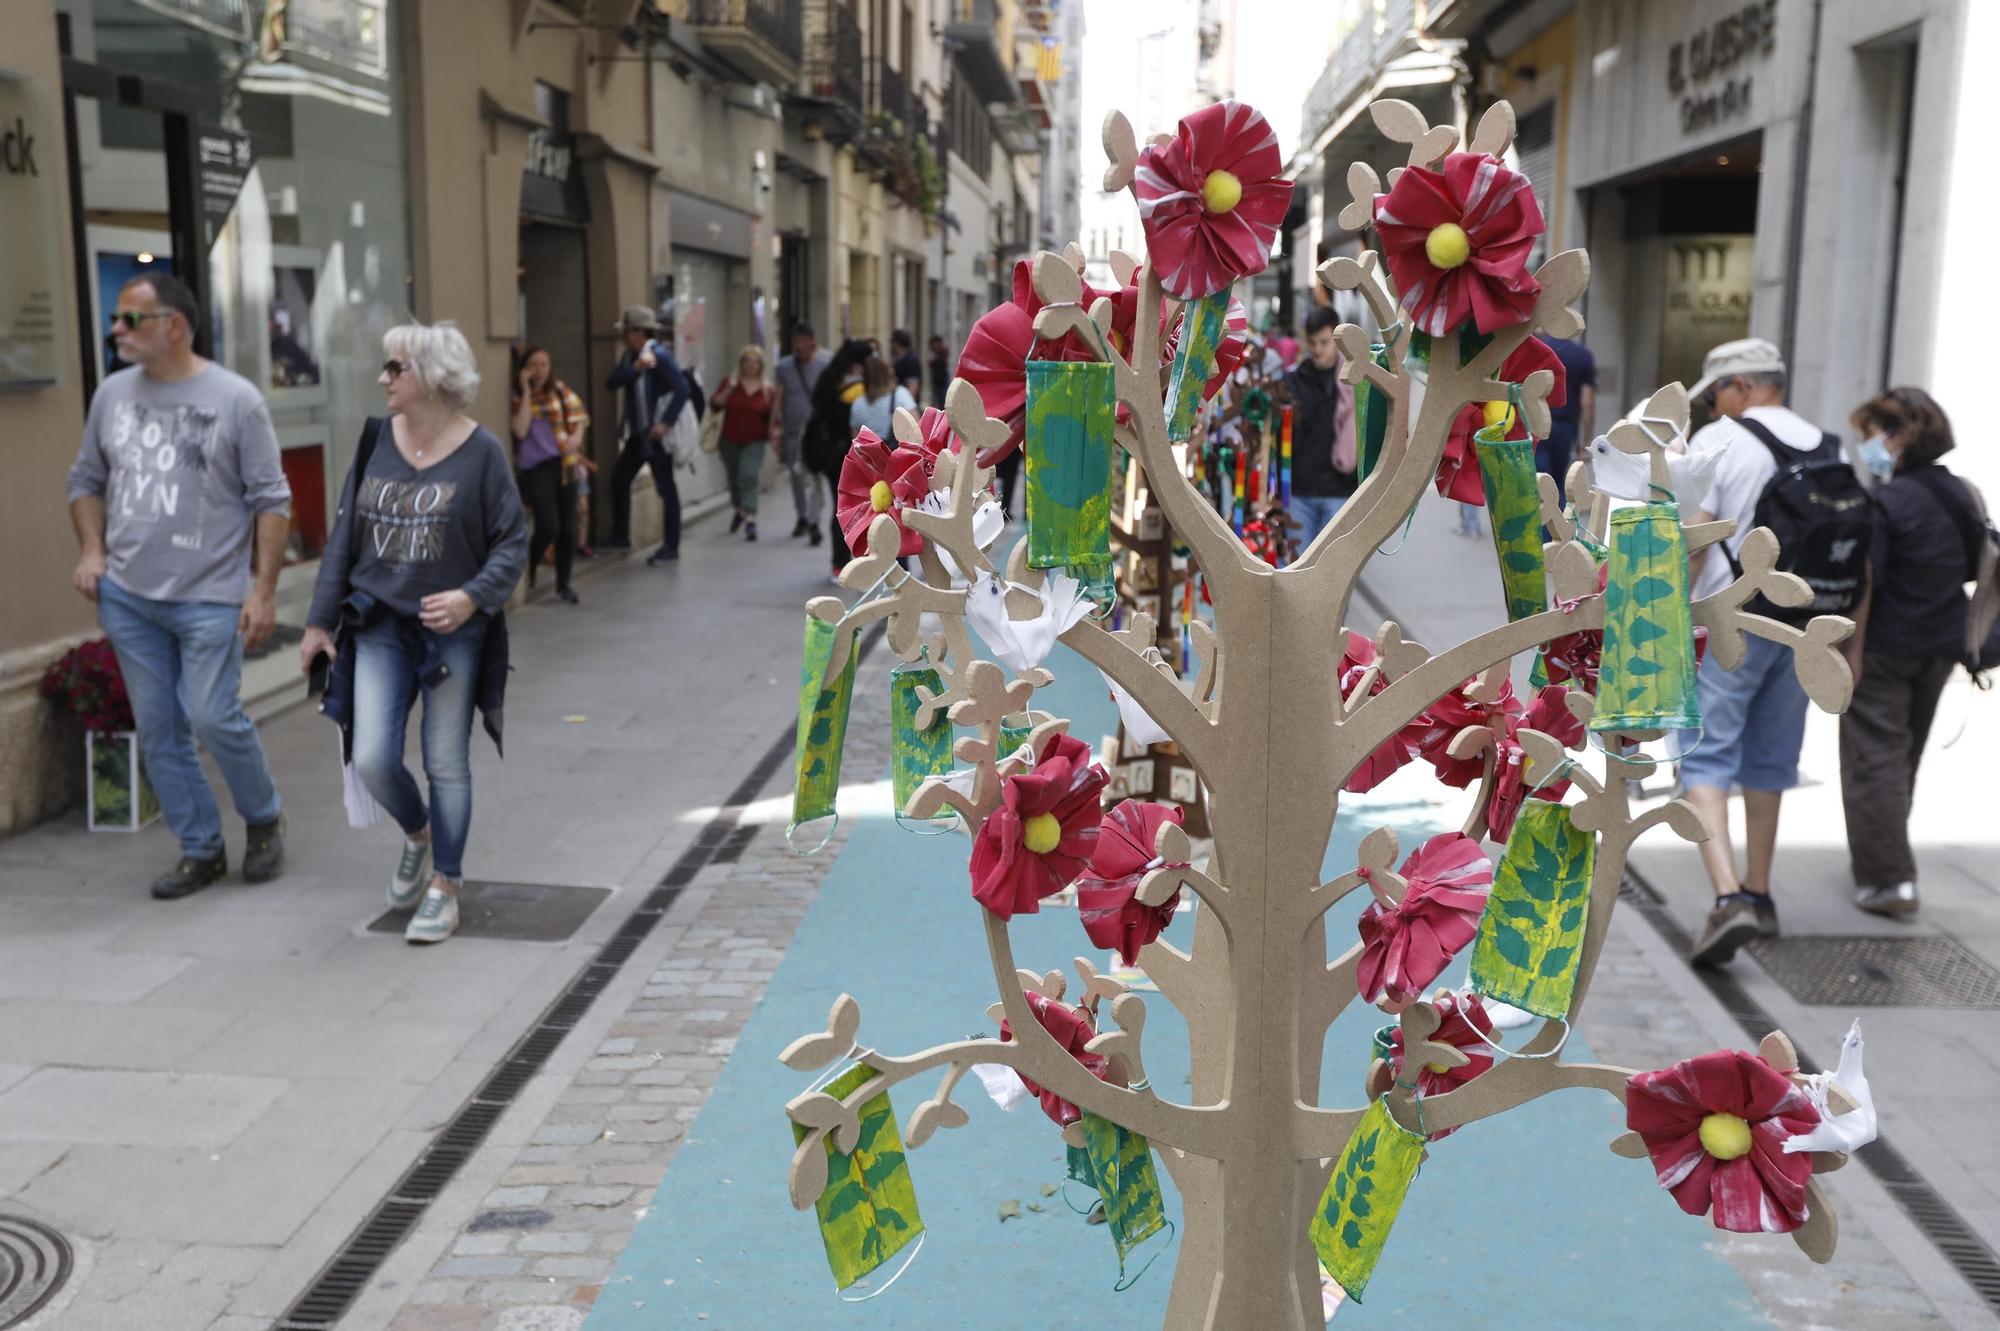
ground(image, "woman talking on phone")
xmin=300 ymin=321 xmax=528 ymax=945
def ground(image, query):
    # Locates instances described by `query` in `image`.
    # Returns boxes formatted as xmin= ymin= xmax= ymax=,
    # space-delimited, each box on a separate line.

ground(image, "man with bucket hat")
xmin=603 ymin=304 xmax=692 ymax=563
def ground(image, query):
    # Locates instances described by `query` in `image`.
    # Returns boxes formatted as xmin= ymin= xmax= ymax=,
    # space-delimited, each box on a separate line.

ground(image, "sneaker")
xmin=1855 ymin=881 xmax=1919 ymax=918
xmin=792 ymin=519 xmax=811 ymax=538
xmin=406 ymin=882 xmax=460 ymax=944
xmin=646 ymin=547 xmax=679 ymax=566
xmin=808 ymin=525 xmax=823 ymax=548
xmin=1750 ymin=891 xmax=1779 ymax=938
xmin=557 ymin=587 xmax=580 ymax=605
xmin=151 ymin=852 xmax=228 ymax=900
xmin=729 ymin=511 xmax=745 ymax=534
xmin=599 ymin=536 xmax=632 ymax=551
xmin=242 ymin=815 xmax=286 ymax=884
xmin=388 ymin=838 xmax=431 ymax=909
xmin=744 ymin=521 xmax=758 ymax=542
xmin=1690 ymin=893 xmax=1761 ymax=968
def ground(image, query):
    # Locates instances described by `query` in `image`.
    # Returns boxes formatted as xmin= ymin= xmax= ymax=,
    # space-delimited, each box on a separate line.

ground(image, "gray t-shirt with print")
xmin=66 ymin=363 xmax=292 ymax=605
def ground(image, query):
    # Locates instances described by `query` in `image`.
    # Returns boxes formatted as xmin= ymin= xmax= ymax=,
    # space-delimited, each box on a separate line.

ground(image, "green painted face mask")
xmin=1591 ymin=501 xmax=1703 ymax=734
xmin=1468 ymin=796 xmax=1597 ymax=1020
xmin=1310 ymin=1095 xmax=1426 ymax=1302
xmin=1164 ymin=289 xmax=1231 ymax=442
xmin=794 ymin=1063 xmax=925 ymax=1297
xmin=889 ymin=662 xmax=954 ymax=834
xmin=789 ymin=615 xmax=860 ymax=854
xmin=1475 ymin=416 xmax=1548 ymax=627
xmin=1024 ymin=359 xmax=1116 ymax=571
xmin=1353 ymin=343 xmax=1395 ymax=481
xmin=1068 ymin=1110 xmax=1174 ymax=1290
xmin=999 ymin=715 xmax=1037 ymax=761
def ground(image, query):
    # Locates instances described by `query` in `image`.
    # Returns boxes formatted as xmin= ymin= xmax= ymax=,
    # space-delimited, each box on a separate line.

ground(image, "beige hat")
xmin=614 ymin=305 xmax=661 ymax=333
xmin=1689 ymin=336 xmax=1784 ymax=401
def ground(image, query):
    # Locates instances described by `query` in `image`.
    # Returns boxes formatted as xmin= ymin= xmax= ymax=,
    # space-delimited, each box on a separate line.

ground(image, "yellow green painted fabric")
xmin=793 ymin=1063 xmax=924 ymax=1291
xmin=1164 ymin=289 xmax=1229 ymax=442
xmin=1310 ymin=1096 xmax=1426 ymax=1302
xmin=999 ymin=718 xmax=1036 ymax=759
xmin=791 ymin=616 xmax=860 ymax=836
xmin=1469 ymin=796 xmax=1596 ymax=1020
xmin=1024 ymin=360 xmax=1115 ymax=570
xmin=1590 ymin=501 xmax=1703 ymax=733
xmin=889 ymin=664 xmax=953 ymax=826
xmin=1475 ymin=423 xmax=1548 ymax=626
xmin=1072 ymin=1111 xmax=1172 ymax=1286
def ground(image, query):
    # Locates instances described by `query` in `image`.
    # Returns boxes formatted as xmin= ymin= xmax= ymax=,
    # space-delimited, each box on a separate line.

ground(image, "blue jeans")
xmin=350 ymin=614 xmax=487 ymax=880
xmin=1291 ymin=495 xmax=1346 ymax=549
xmin=1676 ymin=633 xmax=1812 ymax=793
xmin=97 ymin=577 xmax=282 ymax=859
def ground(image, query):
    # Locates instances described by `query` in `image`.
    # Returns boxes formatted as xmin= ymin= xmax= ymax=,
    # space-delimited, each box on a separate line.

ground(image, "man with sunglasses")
xmin=65 ymin=273 xmax=293 ymax=899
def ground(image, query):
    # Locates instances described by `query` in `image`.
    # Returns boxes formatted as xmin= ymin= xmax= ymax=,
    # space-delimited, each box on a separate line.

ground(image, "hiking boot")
xmin=151 ymin=852 xmax=228 ymax=900
xmin=406 ymin=881 xmax=460 ymax=945
xmin=389 ymin=837 xmax=431 ymax=910
xmin=1856 ymin=881 xmax=1919 ymax=918
xmin=1690 ymin=893 xmax=1761 ymax=968
xmin=242 ymin=815 xmax=286 ymax=884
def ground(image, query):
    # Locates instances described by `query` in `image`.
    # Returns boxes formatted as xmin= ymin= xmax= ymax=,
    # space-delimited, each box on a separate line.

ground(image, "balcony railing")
xmin=804 ymin=2 xmax=864 ymax=113
xmin=689 ymin=0 xmax=805 ymax=84
xmin=870 ymin=59 xmax=910 ymax=126
xmin=1300 ymin=0 xmax=1421 ymax=149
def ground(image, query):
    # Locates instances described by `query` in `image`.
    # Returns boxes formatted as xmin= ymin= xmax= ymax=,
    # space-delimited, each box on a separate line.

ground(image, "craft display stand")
xmin=781 ymin=98 xmax=1861 ymax=1329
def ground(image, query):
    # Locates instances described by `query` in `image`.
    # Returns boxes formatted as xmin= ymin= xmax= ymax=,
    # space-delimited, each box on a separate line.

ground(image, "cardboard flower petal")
xmin=1386 ymin=990 xmax=1497 ymax=1138
xmin=969 ymin=731 xmax=1109 ymax=918
xmin=1374 ymin=151 xmax=1546 ymax=337
xmin=1409 ymin=676 xmax=1522 ymax=788
xmin=1337 ymin=632 xmax=1418 ymax=794
xmin=998 ymin=990 xmax=1111 ymax=1128
xmin=1626 ymin=1048 xmax=1821 ymax=1234
xmin=1485 ymin=685 xmax=1587 ymax=842
xmin=1076 ymin=800 xmax=1188 ymax=964
xmin=1436 ymin=336 xmax=1567 ymax=503
xmin=836 ymin=429 xmax=927 ymax=557
xmin=1356 ymin=832 xmax=1494 ymax=1007
xmin=964 ymin=570 xmax=1092 ymax=674
xmin=1134 ymin=100 xmax=1293 ymax=301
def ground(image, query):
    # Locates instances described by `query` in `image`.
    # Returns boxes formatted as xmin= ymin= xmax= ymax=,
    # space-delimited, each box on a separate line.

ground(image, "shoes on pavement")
xmin=242 ymin=815 xmax=286 ymax=884
xmin=792 ymin=519 xmax=811 ymax=539
xmin=1751 ymin=890 xmax=1779 ymax=938
xmin=406 ymin=881 xmax=461 ymax=944
xmin=646 ymin=547 xmax=679 ymax=566
xmin=808 ymin=525 xmax=823 ymax=548
xmin=744 ymin=521 xmax=758 ymax=542
xmin=558 ymin=587 xmax=580 ymax=605
xmin=600 ymin=537 xmax=633 ymax=551
xmin=1856 ymin=881 xmax=1919 ymax=917
xmin=576 ymin=544 xmax=595 ymax=560
xmin=1690 ymin=892 xmax=1764 ymax=967
xmin=729 ymin=511 xmax=745 ymax=534
xmin=152 ymin=852 xmax=228 ymax=900
xmin=389 ymin=837 xmax=431 ymax=910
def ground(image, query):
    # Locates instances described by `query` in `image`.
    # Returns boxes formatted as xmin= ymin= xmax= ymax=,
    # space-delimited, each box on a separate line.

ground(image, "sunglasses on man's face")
xmin=111 ymin=311 xmax=174 ymax=330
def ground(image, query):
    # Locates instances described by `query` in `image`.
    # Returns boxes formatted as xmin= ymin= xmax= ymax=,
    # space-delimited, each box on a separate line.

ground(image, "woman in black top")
xmin=301 ymin=320 xmax=529 ymax=945
xmin=1838 ymin=387 xmax=1969 ymax=918
xmin=805 ymin=338 xmax=874 ymax=576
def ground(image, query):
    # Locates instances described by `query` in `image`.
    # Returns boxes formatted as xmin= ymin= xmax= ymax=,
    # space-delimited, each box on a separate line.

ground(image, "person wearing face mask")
xmin=1837 ymin=387 xmax=1972 ymax=919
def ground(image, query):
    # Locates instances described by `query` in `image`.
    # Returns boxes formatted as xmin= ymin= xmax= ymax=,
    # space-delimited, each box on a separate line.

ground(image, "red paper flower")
xmin=1485 ymin=685 xmax=1587 ymax=842
xmin=1356 ymin=832 xmax=1493 ymax=1008
xmin=1076 ymin=800 xmax=1187 ymax=964
xmin=999 ymin=991 xmax=1111 ymax=1128
xmin=1337 ymin=631 xmax=1418 ymax=794
xmin=835 ymin=429 xmax=927 ymax=557
xmin=1626 ymin=1049 xmax=1822 ymax=1234
xmin=969 ymin=731 xmax=1109 ymax=919
xmin=1387 ymin=991 xmax=1497 ymax=1139
xmin=907 ymin=406 xmax=962 ymax=478
xmin=1134 ymin=100 xmax=1293 ymax=301
xmin=1409 ymin=676 xmax=1522 ymax=789
xmin=1436 ymin=336 xmax=1567 ymax=504
xmin=1375 ymin=152 xmax=1546 ymax=336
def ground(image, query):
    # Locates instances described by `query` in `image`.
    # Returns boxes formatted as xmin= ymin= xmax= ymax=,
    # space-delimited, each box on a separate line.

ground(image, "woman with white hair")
xmin=301 ymin=321 xmax=529 ymax=945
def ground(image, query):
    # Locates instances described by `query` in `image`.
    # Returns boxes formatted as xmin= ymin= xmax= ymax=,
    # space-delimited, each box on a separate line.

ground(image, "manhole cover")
xmin=366 ymin=880 xmax=611 ymax=943
xmin=1749 ymin=935 xmax=2000 ymax=1007
xmin=0 ymin=1216 xmax=72 ymax=1328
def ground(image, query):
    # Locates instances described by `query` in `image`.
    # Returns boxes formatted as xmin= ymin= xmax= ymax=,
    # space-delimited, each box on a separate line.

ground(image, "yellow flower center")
xmin=869 ymin=480 xmax=894 ymax=513
xmin=1201 ymin=169 xmax=1243 ymax=215
xmin=1482 ymin=400 xmax=1515 ymax=431
xmin=1023 ymin=812 xmax=1063 ymax=855
xmin=1425 ymin=221 xmax=1472 ymax=269
xmin=1698 ymin=1111 xmax=1754 ymax=1161
xmin=1424 ymin=1061 xmax=1449 ymax=1075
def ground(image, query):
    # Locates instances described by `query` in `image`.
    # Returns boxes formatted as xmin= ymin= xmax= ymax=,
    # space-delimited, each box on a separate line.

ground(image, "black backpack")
xmin=1726 ymin=418 xmax=1873 ymax=626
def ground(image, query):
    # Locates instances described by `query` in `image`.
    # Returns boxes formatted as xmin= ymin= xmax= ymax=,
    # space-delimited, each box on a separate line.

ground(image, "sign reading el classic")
xmin=1666 ymin=1 xmax=1777 ymax=136
xmin=0 ymin=66 xmax=61 ymax=392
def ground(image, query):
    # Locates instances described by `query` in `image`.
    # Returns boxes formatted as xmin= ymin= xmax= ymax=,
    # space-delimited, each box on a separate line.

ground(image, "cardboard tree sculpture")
xmin=779 ymin=97 xmax=1873 ymax=1329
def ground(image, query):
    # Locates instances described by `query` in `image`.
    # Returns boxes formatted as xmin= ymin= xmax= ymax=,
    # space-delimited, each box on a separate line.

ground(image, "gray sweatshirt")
xmin=65 ymin=363 xmax=292 ymax=605
xmin=307 ymin=422 xmax=528 ymax=630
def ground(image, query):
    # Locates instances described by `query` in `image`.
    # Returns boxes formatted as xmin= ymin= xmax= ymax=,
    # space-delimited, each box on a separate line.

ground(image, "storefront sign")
xmin=521 ymin=82 xmax=585 ymax=222
xmin=1666 ymin=2 xmax=1777 ymax=135
xmin=198 ymin=128 xmax=255 ymax=244
xmin=1658 ymin=234 xmax=1754 ymax=394
xmin=0 ymin=67 xmax=61 ymax=391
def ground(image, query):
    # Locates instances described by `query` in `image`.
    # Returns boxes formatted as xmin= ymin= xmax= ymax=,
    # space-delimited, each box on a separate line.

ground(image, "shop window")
xmin=1514 ymin=100 xmax=1556 ymax=266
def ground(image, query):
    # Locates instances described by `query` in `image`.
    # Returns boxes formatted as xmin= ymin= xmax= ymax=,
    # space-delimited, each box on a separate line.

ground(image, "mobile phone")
xmin=307 ymin=650 xmax=332 ymax=698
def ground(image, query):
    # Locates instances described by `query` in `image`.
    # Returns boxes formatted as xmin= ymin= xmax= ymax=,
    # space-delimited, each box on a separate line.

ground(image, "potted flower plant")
xmin=40 ymin=638 xmax=158 ymax=831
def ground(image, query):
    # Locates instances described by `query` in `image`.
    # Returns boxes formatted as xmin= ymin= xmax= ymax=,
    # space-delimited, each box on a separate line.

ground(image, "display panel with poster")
xmin=1658 ymin=233 xmax=1753 ymax=404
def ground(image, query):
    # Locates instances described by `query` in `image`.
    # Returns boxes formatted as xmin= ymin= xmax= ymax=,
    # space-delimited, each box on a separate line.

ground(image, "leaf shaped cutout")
xmin=1369 ymin=98 xmax=1430 ymax=143
xmin=1109 ymin=249 xmax=1140 ymax=286
xmin=1102 ymin=110 xmax=1139 ymax=192
xmin=905 ymin=1096 xmax=970 ymax=1148
xmin=789 ymin=1132 xmax=830 ymax=1209
xmin=1412 ymin=124 xmax=1458 ymax=167
xmin=1470 ymin=100 xmax=1516 ymax=157
xmin=1608 ymin=1130 xmax=1649 ymax=1159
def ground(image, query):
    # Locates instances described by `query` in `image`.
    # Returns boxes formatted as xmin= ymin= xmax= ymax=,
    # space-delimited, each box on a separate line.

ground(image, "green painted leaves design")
xmin=793 ymin=1063 xmax=924 ymax=1290
xmin=1590 ymin=502 xmax=1703 ymax=733
xmin=1469 ymin=798 xmax=1597 ymax=1019
xmin=889 ymin=666 xmax=954 ymax=824
xmin=1164 ymin=289 xmax=1229 ymax=442
xmin=1074 ymin=1111 xmax=1171 ymax=1273
xmin=791 ymin=616 xmax=860 ymax=834
xmin=1310 ymin=1098 xmax=1426 ymax=1302
xmin=1476 ymin=429 xmax=1549 ymax=628
xmin=1024 ymin=360 xmax=1116 ymax=570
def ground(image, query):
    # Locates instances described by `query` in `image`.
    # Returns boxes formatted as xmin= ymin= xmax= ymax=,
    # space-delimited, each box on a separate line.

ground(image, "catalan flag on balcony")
xmin=1037 ymin=37 xmax=1063 ymax=85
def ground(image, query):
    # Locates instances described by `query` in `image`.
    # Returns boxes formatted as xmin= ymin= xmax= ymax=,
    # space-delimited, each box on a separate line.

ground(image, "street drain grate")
xmin=1747 ymin=935 xmax=2000 ymax=1008
xmin=365 ymin=879 xmax=612 ymax=942
xmin=0 ymin=1215 xmax=72 ymax=1329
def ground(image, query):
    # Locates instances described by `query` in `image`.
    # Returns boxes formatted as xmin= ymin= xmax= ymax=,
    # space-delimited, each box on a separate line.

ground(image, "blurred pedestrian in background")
xmin=928 ymin=333 xmax=952 ymax=408
xmin=1283 ymin=306 xmax=1357 ymax=548
xmin=807 ymin=339 xmax=873 ymax=578
xmin=710 ymin=344 xmax=781 ymax=543
xmin=509 ymin=346 xmax=586 ymax=605
xmin=775 ymin=323 xmax=831 ymax=546
xmin=891 ymin=329 xmax=922 ymax=400
xmin=604 ymin=306 xmax=691 ymax=566
xmin=1539 ymin=334 xmax=1597 ymax=483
